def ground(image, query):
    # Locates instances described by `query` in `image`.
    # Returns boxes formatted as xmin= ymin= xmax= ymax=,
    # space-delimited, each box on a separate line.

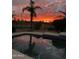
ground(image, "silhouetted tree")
xmin=12 ymin=11 xmax=16 ymax=20
xmin=12 ymin=12 xmax=16 ymax=32
xmin=52 ymin=11 xmax=66 ymax=32
xmin=22 ymin=0 xmax=41 ymax=50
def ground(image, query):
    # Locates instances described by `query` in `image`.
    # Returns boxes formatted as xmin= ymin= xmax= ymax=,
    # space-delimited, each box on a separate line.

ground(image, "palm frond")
xmin=35 ymin=6 xmax=41 ymax=9
xmin=22 ymin=7 xmax=30 ymax=12
xmin=59 ymin=11 xmax=66 ymax=15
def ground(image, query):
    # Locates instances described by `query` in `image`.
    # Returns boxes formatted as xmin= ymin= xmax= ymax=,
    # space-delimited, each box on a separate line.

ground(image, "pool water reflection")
xmin=12 ymin=35 xmax=66 ymax=59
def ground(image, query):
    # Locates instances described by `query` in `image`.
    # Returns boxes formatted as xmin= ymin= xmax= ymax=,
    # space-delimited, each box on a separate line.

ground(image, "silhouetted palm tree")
xmin=22 ymin=0 xmax=41 ymax=49
xmin=52 ymin=11 xmax=66 ymax=32
xmin=59 ymin=11 xmax=66 ymax=16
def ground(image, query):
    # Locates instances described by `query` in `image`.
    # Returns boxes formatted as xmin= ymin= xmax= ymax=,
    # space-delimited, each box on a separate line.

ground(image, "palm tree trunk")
xmin=29 ymin=13 xmax=33 ymax=48
xmin=29 ymin=0 xmax=33 ymax=49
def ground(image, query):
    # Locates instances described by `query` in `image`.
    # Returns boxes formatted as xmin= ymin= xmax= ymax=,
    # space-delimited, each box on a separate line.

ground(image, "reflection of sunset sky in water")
xmin=13 ymin=35 xmax=65 ymax=59
xmin=12 ymin=0 xmax=66 ymax=22
xmin=13 ymin=35 xmax=51 ymax=45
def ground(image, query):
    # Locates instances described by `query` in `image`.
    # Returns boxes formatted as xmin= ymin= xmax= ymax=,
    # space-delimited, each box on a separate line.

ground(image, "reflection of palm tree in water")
xmin=22 ymin=0 xmax=41 ymax=51
xmin=28 ymin=42 xmax=35 ymax=51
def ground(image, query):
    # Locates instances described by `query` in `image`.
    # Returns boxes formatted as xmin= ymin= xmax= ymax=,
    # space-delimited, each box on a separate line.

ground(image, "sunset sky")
xmin=12 ymin=0 xmax=66 ymax=22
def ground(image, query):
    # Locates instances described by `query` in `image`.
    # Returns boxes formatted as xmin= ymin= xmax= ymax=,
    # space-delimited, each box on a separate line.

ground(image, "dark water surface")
xmin=12 ymin=35 xmax=66 ymax=59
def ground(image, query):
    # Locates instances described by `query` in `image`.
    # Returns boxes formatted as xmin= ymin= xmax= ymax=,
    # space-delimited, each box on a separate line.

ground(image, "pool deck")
xmin=12 ymin=32 xmax=66 ymax=39
xmin=12 ymin=49 xmax=33 ymax=59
